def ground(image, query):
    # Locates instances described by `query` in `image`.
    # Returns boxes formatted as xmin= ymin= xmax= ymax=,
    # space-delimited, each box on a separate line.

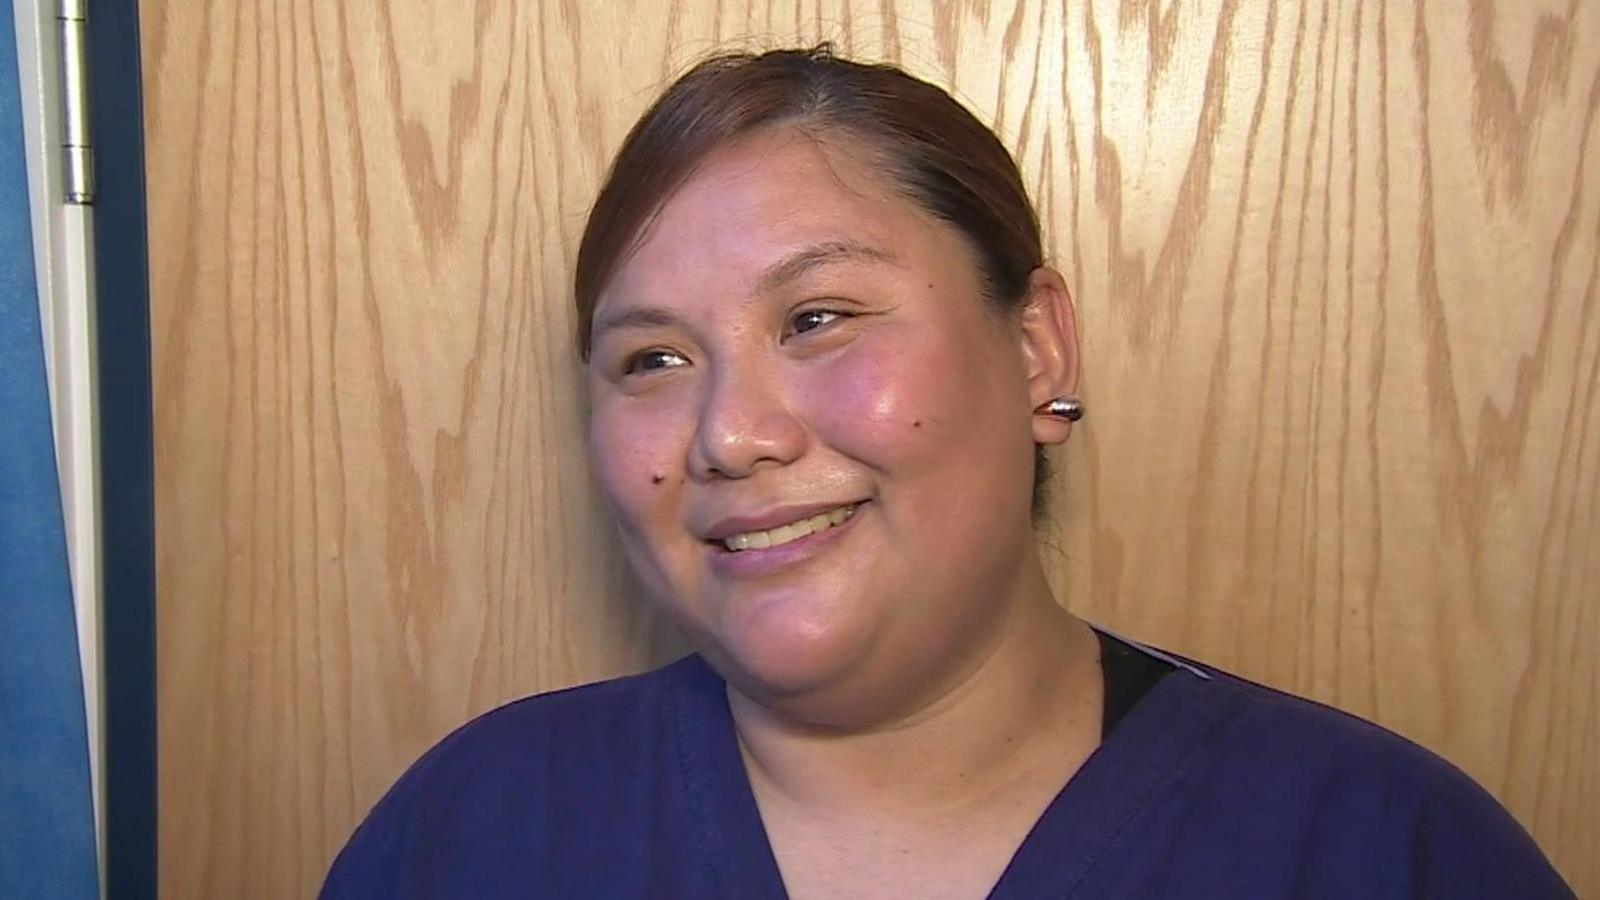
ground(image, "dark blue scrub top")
xmin=321 ymin=643 xmax=1574 ymax=898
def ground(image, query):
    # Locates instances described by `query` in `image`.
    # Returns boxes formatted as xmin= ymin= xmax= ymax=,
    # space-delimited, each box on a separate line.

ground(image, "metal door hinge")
xmin=59 ymin=0 xmax=93 ymax=205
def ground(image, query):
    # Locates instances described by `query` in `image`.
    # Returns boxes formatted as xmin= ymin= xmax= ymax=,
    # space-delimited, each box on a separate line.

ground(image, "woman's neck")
xmin=726 ymin=574 xmax=1102 ymax=819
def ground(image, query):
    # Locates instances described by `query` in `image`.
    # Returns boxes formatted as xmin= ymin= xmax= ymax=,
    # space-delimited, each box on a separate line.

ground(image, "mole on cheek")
xmin=913 ymin=420 xmax=923 ymax=428
xmin=651 ymin=474 xmax=665 ymax=485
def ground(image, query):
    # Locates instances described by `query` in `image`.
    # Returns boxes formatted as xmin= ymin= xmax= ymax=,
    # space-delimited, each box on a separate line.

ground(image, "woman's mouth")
xmin=718 ymin=502 xmax=861 ymax=552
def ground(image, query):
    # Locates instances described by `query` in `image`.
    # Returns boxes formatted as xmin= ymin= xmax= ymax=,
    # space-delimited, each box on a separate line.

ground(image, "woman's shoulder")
xmin=1115 ymin=651 xmax=1573 ymax=897
xmin=386 ymin=653 xmax=706 ymax=782
xmin=1187 ymin=659 xmax=1487 ymax=797
xmin=443 ymin=653 xmax=704 ymax=742
xmin=320 ymin=655 xmax=715 ymax=898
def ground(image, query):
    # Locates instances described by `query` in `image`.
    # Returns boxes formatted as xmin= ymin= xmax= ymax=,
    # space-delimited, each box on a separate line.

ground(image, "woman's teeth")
xmin=722 ymin=504 xmax=857 ymax=552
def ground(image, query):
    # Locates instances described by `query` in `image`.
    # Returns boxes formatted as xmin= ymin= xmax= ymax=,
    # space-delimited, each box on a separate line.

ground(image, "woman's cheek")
xmin=811 ymin=338 xmax=943 ymax=462
xmin=591 ymin=402 xmax=684 ymax=513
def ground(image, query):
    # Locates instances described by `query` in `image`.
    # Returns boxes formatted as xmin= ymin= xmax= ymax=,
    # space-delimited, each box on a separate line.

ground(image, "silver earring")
xmin=1035 ymin=396 xmax=1083 ymax=422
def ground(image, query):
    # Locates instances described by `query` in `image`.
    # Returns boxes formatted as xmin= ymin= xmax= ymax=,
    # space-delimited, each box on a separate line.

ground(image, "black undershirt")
xmin=1097 ymin=629 xmax=1176 ymax=736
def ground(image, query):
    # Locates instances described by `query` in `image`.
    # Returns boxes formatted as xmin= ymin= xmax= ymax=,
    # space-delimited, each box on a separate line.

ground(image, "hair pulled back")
xmin=575 ymin=44 xmax=1044 ymax=353
xmin=575 ymin=44 xmax=1055 ymax=513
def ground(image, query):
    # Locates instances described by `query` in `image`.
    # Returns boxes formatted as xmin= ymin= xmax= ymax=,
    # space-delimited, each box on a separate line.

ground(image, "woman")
xmin=322 ymin=47 xmax=1572 ymax=899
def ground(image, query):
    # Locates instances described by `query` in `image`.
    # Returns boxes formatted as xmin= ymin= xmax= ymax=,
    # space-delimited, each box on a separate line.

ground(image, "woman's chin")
xmin=713 ymin=611 xmax=878 ymax=704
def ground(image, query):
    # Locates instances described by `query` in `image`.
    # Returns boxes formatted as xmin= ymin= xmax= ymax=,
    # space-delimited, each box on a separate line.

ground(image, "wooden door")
xmin=141 ymin=2 xmax=1599 ymax=896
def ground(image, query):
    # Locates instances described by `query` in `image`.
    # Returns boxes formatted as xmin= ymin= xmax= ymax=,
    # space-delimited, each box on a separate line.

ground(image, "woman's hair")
xmin=575 ymin=44 xmax=1056 ymax=514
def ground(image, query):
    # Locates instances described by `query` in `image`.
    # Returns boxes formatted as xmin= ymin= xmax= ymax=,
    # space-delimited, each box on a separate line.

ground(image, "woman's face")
xmin=588 ymin=128 xmax=1052 ymax=721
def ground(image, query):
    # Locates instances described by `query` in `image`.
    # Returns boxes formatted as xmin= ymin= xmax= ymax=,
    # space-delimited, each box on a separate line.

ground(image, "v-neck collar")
xmin=670 ymin=654 xmax=1237 ymax=899
xmin=673 ymin=657 xmax=789 ymax=894
xmin=986 ymin=670 xmax=1234 ymax=898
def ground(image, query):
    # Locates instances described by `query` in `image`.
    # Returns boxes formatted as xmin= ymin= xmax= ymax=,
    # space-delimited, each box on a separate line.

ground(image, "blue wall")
xmin=0 ymin=2 xmax=101 ymax=895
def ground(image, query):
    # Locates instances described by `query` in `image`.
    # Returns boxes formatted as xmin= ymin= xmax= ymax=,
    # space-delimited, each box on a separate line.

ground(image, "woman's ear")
xmin=1015 ymin=267 xmax=1081 ymax=445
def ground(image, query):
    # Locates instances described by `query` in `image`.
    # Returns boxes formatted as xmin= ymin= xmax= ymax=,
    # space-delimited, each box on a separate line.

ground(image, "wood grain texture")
xmin=141 ymin=1 xmax=1599 ymax=896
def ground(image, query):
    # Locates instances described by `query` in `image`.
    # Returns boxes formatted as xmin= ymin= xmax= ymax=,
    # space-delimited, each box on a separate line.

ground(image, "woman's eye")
xmin=622 ymin=349 xmax=688 ymax=375
xmin=789 ymin=309 xmax=845 ymax=336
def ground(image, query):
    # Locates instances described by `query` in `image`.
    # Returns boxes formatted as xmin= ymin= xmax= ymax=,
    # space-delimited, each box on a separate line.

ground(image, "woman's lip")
xmin=700 ymin=500 xmax=866 ymax=542
xmin=704 ymin=502 xmax=865 ymax=578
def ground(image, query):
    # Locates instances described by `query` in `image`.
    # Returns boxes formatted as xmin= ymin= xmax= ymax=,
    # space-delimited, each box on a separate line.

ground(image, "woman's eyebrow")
xmin=755 ymin=239 xmax=900 ymax=293
xmin=592 ymin=241 xmax=898 ymax=344
xmin=590 ymin=307 xmax=688 ymax=343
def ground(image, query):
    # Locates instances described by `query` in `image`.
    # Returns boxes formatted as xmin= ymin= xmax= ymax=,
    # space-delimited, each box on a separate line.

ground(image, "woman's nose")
xmin=689 ymin=366 xmax=807 ymax=480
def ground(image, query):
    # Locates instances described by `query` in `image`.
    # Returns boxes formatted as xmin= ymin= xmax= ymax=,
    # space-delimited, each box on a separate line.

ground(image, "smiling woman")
xmin=582 ymin=105 xmax=1083 ymax=729
xmin=319 ymin=46 xmax=1574 ymax=900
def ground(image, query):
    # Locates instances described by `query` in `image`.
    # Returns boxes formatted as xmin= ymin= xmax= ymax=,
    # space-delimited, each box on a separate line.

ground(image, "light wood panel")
xmin=141 ymin=1 xmax=1600 ymax=896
